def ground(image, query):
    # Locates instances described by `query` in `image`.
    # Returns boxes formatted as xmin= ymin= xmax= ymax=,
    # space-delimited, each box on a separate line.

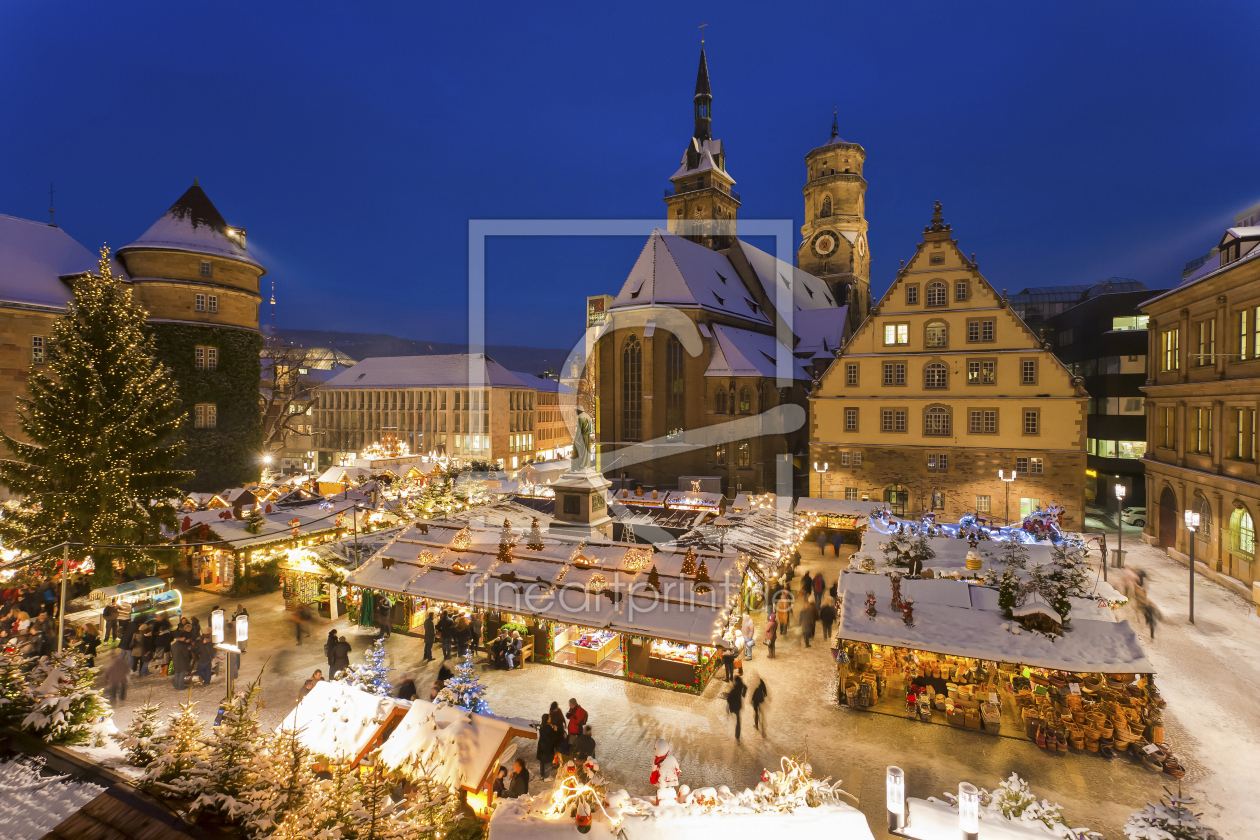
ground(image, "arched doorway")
xmin=884 ymin=484 xmax=909 ymax=517
xmin=1158 ymin=486 xmax=1178 ymax=548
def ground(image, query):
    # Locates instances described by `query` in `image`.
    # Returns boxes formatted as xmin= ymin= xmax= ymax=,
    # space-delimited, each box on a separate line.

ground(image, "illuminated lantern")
xmin=211 ymin=609 xmax=225 ymax=644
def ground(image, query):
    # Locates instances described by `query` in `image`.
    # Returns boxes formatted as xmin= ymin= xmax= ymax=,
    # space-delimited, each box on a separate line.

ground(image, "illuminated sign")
xmin=1085 ymin=469 xmax=1097 ymax=477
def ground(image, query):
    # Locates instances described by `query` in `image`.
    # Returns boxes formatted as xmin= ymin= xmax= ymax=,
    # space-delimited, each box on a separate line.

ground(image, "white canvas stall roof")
xmin=517 ymin=460 xmax=571 ymax=480
xmin=705 ymin=324 xmax=811 ymax=380
xmin=672 ymin=505 xmax=797 ymax=579
xmin=278 ymin=680 xmax=408 ymax=762
xmin=795 ymin=497 xmax=871 ymax=524
xmin=835 ymin=571 xmax=1153 ymax=674
xmin=317 ymin=465 xmax=371 ymax=485
xmin=858 ymin=530 xmax=1059 ymax=575
xmin=377 ymin=698 xmax=534 ymax=791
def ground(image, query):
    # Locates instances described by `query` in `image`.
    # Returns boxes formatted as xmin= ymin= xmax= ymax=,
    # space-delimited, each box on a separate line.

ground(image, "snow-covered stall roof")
xmin=835 ymin=571 xmax=1153 ymax=674
xmin=858 ymin=529 xmax=1059 ymax=575
xmin=376 ymin=698 xmax=534 ymax=792
xmin=0 ymin=758 xmax=105 ymax=840
xmin=279 ymin=680 xmax=409 ymax=763
xmin=347 ymin=520 xmax=747 ymax=646
xmin=794 ymin=497 xmax=871 ymax=526
xmin=672 ymin=505 xmax=798 ymax=579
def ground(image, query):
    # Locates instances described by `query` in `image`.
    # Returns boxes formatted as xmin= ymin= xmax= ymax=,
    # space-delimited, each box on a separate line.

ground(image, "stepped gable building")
xmin=590 ymin=48 xmax=850 ymax=496
xmin=1141 ymin=222 xmax=1260 ymax=590
xmin=808 ymin=202 xmax=1088 ymax=528
xmin=796 ymin=111 xmax=872 ymax=329
xmin=116 ymin=181 xmax=265 ymax=491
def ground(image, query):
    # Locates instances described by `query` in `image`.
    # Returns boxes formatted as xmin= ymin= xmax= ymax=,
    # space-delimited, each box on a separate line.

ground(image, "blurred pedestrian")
xmin=104 ymin=653 xmax=129 ymax=704
xmin=764 ymin=614 xmax=777 ymax=658
xmin=800 ymin=596 xmax=817 ymax=648
xmin=422 ymin=610 xmax=435 ymax=661
xmin=726 ymin=675 xmax=746 ymax=741
xmin=813 ymin=572 xmax=824 ymax=604
xmin=751 ymin=677 xmax=769 ymax=735
xmin=832 ymin=532 xmax=843 ymax=556
xmin=775 ymin=592 xmax=791 ymax=634
xmin=820 ymin=597 xmax=837 ymax=641
xmin=720 ymin=639 xmax=735 ymax=682
xmin=741 ymin=613 xmax=755 ymax=660
xmin=816 ymin=531 xmax=827 ymax=555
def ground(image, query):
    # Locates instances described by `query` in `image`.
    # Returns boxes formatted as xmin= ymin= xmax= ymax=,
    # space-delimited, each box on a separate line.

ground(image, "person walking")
xmin=330 ymin=635 xmax=351 ymax=678
xmin=813 ymin=572 xmax=824 ymax=605
xmin=437 ymin=611 xmax=454 ymax=660
xmin=800 ymin=596 xmax=818 ymax=648
xmin=102 ymin=602 xmax=118 ymax=643
xmin=104 ymin=653 xmax=129 ymax=704
xmin=171 ymin=637 xmax=190 ymax=690
xmin=832 ymin=531 xmax=843 ymax=556
xmin=816 ymin=531 xmax=828 ymax=556
xmin=566 ymin=698 xmax=588 ymax=751
xmin=800 ymin=572 xmax=814 ymax=603
xmin=536 ymin=713 xmax=557 ymax=780
xmin=79 ymin=625 xmax=100 ymax=667
xmin=325 ymin=629 xmax=339 ymax=673
xmin=720 ymin=640 xmax=735 ymax=682
xmin=764 ymin=614 xmax=777 ymax=658
xmin=422 ymin=611 xmax=436 ymax=661
xmin=470 ymin=615 xmax=482 ymax=655
xmin=741 ymin=613 xmax=755 ymax=661
xmin=751 ymin=677 xmax=769 ymax=736
xmin=293 ymin=603 xmax=311 ymax=645
xmin=819 ymin=597 xmax=837 ymax=641
xmin=775 ymin=591 xmax=791 ymax=635
xmin=194 ymin=633 xmax=215 ymax=686
xmin=726 ymin=674 xmax=747 ymax=741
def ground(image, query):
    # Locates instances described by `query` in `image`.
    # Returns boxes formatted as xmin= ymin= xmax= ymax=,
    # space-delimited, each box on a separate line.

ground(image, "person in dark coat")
xmin=799 ymin=597 xmax=818 ymax=648
xmin=505 ymin=759 xmax=529 ymax=798
xmin=832 ymin=531 xmax=843 ymax=556
xmin=764 ymin=614 xmax=777 ymax=659
xmin=800 ymin=572 xmax=814 ymax=601
xmin=819 ymin=599 xmax=837 ymax=641
xmin=118 ymin=619 xmax=137 ymax=669
xmin=720 ymin=640 xmax=735 ymax=682
xmin=469 ymin=616 xmax=482 ymax=655
xmin=436 ymin=611 xmax=454 ymax=660
xmin=422 ymin=612 xmax=436 ymax=661
xmin=102 ymin=602 xmax=118 ymax=643
xmin=376 ymin=598 xmax=392 ymax=639
xmin=536 ymin=713 xmax=557 ymax=779
xmin=547 ymin=701 xmax=567 ymax=755
xmin=492 ymin=767 xmax=508 ymax=800
xmin=726 ymin=675 xmax=747 ymax=741
xmin=171 ymin=638 xmax=191 ymax=690
xmin=194 ymin=633 xmax=215 ymax=686
xmin=751 ymin=677 xmax=769 ymax=735
xmin=329 ymin=635 xmax=351 ymax=678
xmin=570 ymin=725 xmax=596 ymax=761
xmin=325 ymin=629 xmax=339 ymax=672
xmin=436 ymin=660 xmax=453 ymax=690
xmin=104 ymin=652 xmax=129 ymax=704
xmin=816 ymin=532 xmax=827 ymax=555
xmin=813 ymin=572 xmax=825 ymax=604
xmin=396 ymin=678 xmax=417 ymax=701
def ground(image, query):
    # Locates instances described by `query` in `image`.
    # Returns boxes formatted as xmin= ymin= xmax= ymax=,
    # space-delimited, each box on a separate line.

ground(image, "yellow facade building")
xmin=809 ymin=203 xmax=1089 ymax=528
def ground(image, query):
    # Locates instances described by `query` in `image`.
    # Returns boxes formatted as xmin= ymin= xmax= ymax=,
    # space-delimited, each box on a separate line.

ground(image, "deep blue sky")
xmin=2 ymin=2 xmax=1258 ymax=349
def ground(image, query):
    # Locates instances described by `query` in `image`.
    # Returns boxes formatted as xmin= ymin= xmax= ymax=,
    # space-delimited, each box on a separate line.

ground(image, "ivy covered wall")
xmin=151 ymin=323 xmax=264 ymax=491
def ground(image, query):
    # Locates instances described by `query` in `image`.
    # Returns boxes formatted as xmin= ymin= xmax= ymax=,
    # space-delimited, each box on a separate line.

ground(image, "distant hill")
xmin=262 ymin=327 xmax=573 ymax=376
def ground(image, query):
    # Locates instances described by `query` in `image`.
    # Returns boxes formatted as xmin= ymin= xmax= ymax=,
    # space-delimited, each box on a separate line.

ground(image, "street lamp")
xmin=1114 ymin=484 xmax=1127 ymax=574
xmin=998 ymin=469 xmax=1016 ymax=527
xmin=886 ymin=766 xmax=905 ymax=831
xmin=713 ymin=516 xmax=731 ymax=553
xmin=958 ymin=782 xmax=980 ymax=840
xmin=1184 ymin=509 xmax=1200 ymax=624
xmin=211 ymin=608 xmax=225 ymax=644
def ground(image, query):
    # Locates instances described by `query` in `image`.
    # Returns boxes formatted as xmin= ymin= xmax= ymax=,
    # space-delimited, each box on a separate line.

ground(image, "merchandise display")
xmin=648 ymin=640 xmax=712 ymax=665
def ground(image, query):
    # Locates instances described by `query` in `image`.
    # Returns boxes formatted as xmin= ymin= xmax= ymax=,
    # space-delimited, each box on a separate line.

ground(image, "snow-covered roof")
xmin=509 ymin=372 xmax=574 ymax=394
xmin=316 ymin=465 xmax=371 ymax=486
xmin=0 ymin=214 xmax=116 ymax=310
xmin=794 ymin=497 xmax=870 ymax=523
xmin=670 ymin=137 xmax=731 ymax=180
xmin=279 ymin=680 xmax=408 ymax=762
xmin=834 ymin=571 xmax=1153 ymax=674
xmin=322 ymin=353 xmax=529 ymax=389
xmin=0 ymin=758 xmax=105 ymax=840
xmin=791 ymin=307 xmax=848 ymax=359
xmin=118 ymin=182 xmax=262 ymax=269
xmin=737 ymin=239 xmax=842 ymax=313
xmin=612 ymin=230 xmax=770 ymax=325
xmin=377 ymin=698 xmax=534 ymax=791
xmin=705 ymin=324 xmax=810 ymax=380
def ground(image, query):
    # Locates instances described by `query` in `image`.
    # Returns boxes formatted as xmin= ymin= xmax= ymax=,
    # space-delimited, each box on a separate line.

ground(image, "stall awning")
xmin=278 ymin=680 xmax=410 ymax=763
xmin=794 ymin=497 xmax=871 ymax=527
xmin=835 ymin=571 xmax=1154 ymax=675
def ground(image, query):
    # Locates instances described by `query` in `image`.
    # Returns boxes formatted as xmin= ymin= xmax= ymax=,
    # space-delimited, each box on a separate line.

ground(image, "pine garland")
xmin=0 ymin=247 xmax=191 ymax=584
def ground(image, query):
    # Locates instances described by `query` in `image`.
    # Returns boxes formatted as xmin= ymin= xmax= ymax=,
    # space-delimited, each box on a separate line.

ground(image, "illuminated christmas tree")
xmin=338 ymin=637 xmax=394 ymax=697
xmin=190 ymin=675 xmax=268 ymax=827
xmin=118 ymin=696 xmax=163 ymax=766
xmin=435 ymin=652 xmax=492 ymax=715
xmin=681 ymin=547 xmax=697 ymax=576
xmin=0 ymin=248 xmax=190 ymax=584
xmin=140 ymin=696 xmax=209 ymax=798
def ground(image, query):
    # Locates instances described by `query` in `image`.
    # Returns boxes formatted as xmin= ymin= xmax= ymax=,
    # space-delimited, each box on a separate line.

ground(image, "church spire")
xmin=693 ymin=47 xmax=713 ymax=141
xmin=830 ymin=104 xmax=838 ymax=143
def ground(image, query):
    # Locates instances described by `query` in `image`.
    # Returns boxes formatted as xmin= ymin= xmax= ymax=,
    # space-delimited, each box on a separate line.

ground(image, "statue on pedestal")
xmin=572 ymin=406 xmax=596 ymax=473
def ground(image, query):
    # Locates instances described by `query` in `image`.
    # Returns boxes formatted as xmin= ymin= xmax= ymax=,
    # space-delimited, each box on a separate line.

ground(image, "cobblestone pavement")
xmin=95 ymin=541 xmax=1222 ymax=839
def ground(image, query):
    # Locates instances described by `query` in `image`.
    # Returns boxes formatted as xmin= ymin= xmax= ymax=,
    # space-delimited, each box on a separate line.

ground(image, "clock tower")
xmin=797 ymin=113 xmax=870 ymax=331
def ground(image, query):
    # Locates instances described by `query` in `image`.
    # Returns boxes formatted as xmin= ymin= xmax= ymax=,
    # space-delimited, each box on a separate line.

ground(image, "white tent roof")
xmin=835 ymin=571 xmax=1153 ymax=674
xmin=278 ymin=680 xmax=409 ymax=762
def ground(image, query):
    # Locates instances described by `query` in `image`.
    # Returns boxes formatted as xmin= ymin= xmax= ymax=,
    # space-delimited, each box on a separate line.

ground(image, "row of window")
xmin=843 ymin=405 xmax=1042 ymax=436
xmin=322 ymin=389 xmax=534 ymax=412
xmin=1158 ymin=405 xmax=1258 ymax=461
xmin=883 ymin=318 xmax=997 ymax=347
xmin=508 ymin=433 xmax=534 ymax=453
xmin=194 ymin=294 xmax=219 ymax=314
xmin=904 ymin=280 xmax=970 ymax=307
xmin=834 ymin=486 xmax=1044 ymax=517
xmin=1085 ymin=439 xmax=1146 ymax=459
xmin=1161 ymin=307 xmax=1260 ymax=372
xmin=848 ymin=358 xmax=1037 ymax=389
xmin=194 ymin=346 xmax=218 ymax=371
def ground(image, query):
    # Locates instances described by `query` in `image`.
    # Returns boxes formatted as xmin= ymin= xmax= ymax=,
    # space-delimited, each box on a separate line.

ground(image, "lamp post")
xmin=886 ymin=766 xmax=905 ymax=831
xmin=713 ymin=516 xmax=731 ymax=553
xmin=958 ymin=782 xmax=980 ymax=840
xmin=1114 ymin=484 xmax=1127 ymax=573
xmin=998 ymin=469 xmax=1016 ymax=527
xmin=1184 ymin=509 xmax=1199 ymax=624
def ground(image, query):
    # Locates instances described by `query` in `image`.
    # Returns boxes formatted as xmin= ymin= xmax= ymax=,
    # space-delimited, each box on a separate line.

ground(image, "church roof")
xmin=736 ymin=240 xmax=841 ymax=312
xmin=705 ymin=324 xmax=810 ymax=380
xmin=671 ymin=137 xmax=730 ymax=180
xmin=695 ymin=47 xmax=712 ymax=98
xmin=0 ymin=214 xmax=123 ymax=310
xmin=612 ymin=229 xmax=771 ymax=326
xmin=791 ymin=307 xmax=848 ymax=359
xmin=118 ymin=182 xmax=263 ymax=270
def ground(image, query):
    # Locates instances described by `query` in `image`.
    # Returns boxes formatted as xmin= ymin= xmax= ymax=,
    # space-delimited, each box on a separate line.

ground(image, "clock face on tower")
xmin=856 ymin=234 xmax=867 ymax=257
xmin=812 ymin=231 xmax=839 ymax=258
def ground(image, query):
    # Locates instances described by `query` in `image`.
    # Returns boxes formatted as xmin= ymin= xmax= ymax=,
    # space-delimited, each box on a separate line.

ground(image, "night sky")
xmin=2 ymin=2 xmax=1258 ymax=350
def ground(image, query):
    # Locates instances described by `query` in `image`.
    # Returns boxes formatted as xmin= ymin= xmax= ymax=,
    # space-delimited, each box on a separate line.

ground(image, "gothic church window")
xmin=715 ymin=387 xmax=726 ymax=414
xmin=622 ymin=335 xmax=642 ymax=441
xmin=739 ymin=387 xmax=751 ymax=414
xmin=666 ymin=335 xmax=685 ymax=434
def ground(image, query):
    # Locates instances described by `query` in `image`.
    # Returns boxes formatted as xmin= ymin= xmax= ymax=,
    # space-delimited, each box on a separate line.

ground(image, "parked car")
xmin=1121 ymin=506 xmax=1146 ymax=527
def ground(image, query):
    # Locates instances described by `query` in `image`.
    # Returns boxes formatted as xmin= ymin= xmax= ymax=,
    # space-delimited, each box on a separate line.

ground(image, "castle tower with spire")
xmin=663 ymin=48 xmax=740 ymax=250
xmin=796 ymin=112 xmax=871 ymax=329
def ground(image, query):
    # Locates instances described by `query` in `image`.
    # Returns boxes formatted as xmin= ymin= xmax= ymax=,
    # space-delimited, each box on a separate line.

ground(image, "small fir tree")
xmin=271 ymin=760 xmax=360 ymax=840
xmin=248 ymin=721 xmax=319 ymax=837
xmin=140 ymin=695 xmax=210 ymax=798
xmin=190 ymin=674 xmax=267 ymax=827
xmin=693 ymin=559 xmax=712 ymax=594
xmin=435 ymin=651 xmax=492 ymax=715
xmin=338 ymin=637 xmax=394 ymax=697
xmin=1125 ymin=788 xmax=1222 ymax=840
xmin=526 ymin=516 xmax=545 ymax=550
xmin=20 ymin=652 xmax=110 ymax=746
xmin=117 ymin=696 xmax=163 ymax=767
xmin=986 ymin=540 xmax=1030 ymax=618
xmin=245 ymin=506 xmax=265 ymax=535
xmin=0 ymin=647 xmax=33 ymax=727
xmin=646 ymin=564 xmax=662 ymax=594
xmin=0 ymin=247 xmax=191 ymax=585
xmin=680 ymin=547 xmax=697 ymax=576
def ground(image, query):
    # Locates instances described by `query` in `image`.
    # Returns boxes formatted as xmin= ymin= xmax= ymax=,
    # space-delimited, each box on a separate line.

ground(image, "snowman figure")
xmin=649 ymin=738 xmax=681 ymax=803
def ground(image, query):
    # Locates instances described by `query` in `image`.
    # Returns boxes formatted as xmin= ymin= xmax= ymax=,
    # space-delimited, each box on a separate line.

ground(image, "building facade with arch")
xmin=1140 ymin=221 xmax=1260 ymax=588
xmin=808 ymin=203 xmax=1088 ymax=527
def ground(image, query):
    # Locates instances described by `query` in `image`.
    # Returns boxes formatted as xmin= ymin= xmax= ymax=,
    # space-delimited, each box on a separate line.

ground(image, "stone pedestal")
xmin=548 ymin=470 xmax=613 ymax=540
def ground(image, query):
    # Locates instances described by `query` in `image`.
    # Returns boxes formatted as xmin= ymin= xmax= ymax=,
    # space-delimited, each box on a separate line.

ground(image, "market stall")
xmin=794 ymin=497 xmax=872 ymax=544
xmin=832 ymin=570 xmax=1161 ymax=760
xmin=346 ymin=520 xmax=746 ymax=692
xmin=278 ymin=548 xmax=347 ymax=618
xmin=70 ymin=578 xmax=182 ymax=632
xmin=278 ymin=680 xmax=411 ymax=766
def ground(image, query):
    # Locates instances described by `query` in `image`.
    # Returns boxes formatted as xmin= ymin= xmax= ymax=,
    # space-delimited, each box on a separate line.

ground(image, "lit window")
xmin=31 ymin=335 xmax=45 ymax=364
xmin=1162 ymin=328 xmax=1180 ymax=371
xmin=1029 ymin=457 xmax=1043 ymax=475
xmin=737 ymin=441 xmax=750 ymax=467
xmin=884 ymin=324 xmax=909 ymax=345
xmin=1233 ymin=508 xmax=1255 ymax=556
xmin=926 ymin=322 xmax=947 ymax=348
xmin=931 ymin=491 xmax=945 ymax=510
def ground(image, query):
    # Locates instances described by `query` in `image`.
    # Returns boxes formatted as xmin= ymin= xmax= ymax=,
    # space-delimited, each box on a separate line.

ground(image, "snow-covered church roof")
xmin=705 ymin=324 xmax=810 ymax=380
xmin=613 ymin=230 xmax=768 ymax=324
xmin=118 ymin=181 xmax=263 ymax=269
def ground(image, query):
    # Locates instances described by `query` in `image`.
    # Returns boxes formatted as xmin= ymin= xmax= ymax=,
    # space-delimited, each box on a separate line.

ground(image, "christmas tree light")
xmin=435 ymin=652 xmax=492 ymax=715
xmin=337 ymin=637 xmax=394 ymax=697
